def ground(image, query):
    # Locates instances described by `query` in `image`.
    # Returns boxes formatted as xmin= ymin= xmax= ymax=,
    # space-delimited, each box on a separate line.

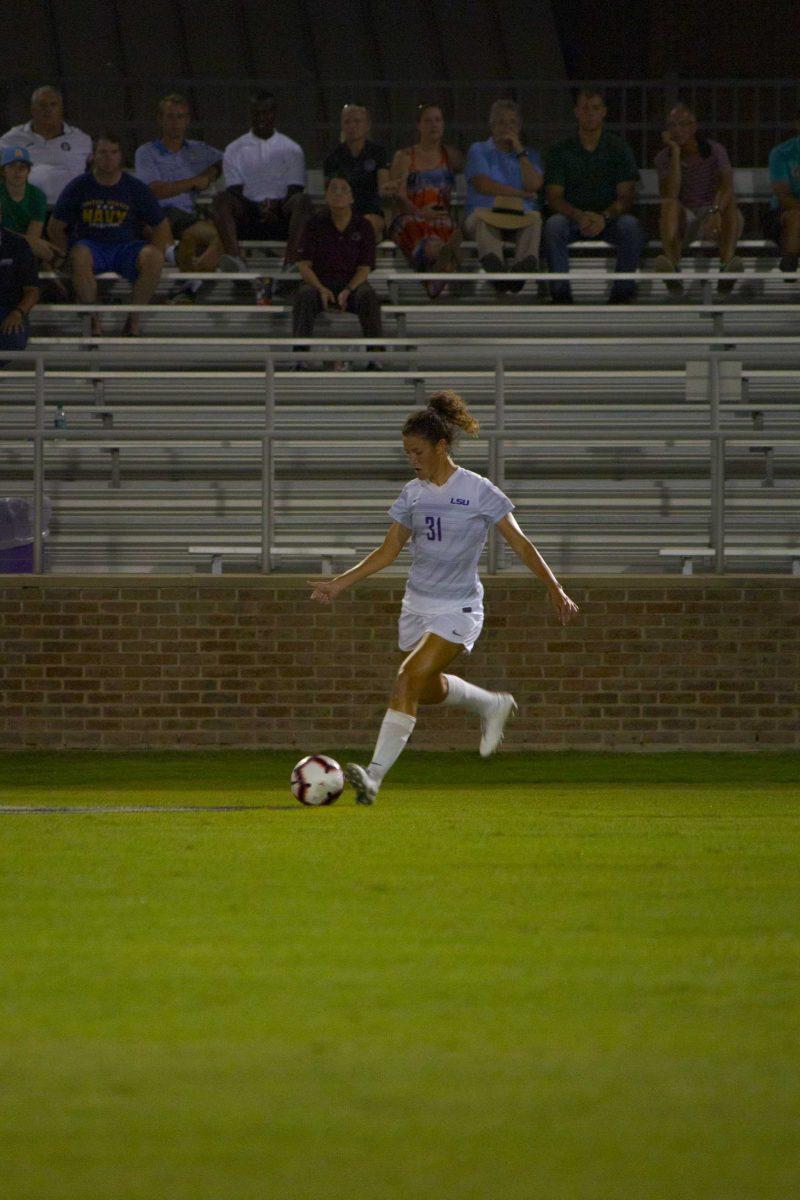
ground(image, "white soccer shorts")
xmin=398 ymin=604 xmax=484 ymax=654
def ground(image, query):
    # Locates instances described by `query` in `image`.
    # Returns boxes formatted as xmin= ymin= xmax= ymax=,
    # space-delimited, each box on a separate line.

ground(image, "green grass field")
xmin=1 ymin=751 xmax=798 ymax=1200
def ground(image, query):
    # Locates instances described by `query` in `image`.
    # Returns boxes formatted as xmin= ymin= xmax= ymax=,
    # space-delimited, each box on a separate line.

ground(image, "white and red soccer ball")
xmin=290 ymin=754 xmax=345 ymax=806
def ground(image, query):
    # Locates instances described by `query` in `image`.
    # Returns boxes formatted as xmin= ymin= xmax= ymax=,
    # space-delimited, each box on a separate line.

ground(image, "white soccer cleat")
xmin=344 ymin=762 xmax=379 ymax=806
xmin=479 ymin=693 xmax=518 ymax=757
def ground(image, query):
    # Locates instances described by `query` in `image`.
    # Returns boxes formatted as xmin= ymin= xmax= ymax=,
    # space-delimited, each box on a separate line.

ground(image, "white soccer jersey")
xmin=389 ymin=467 xmax=514 ymax=614
xmin=222 ymin=129 xmax=306 ymax=202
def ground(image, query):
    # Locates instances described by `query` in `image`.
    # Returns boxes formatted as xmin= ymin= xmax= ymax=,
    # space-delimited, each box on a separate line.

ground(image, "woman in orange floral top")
xmin=388 ymin=103 xmax=465 ymax=297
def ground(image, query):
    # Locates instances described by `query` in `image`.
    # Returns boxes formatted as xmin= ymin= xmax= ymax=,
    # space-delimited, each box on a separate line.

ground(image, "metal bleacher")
xmin=2 ymin=172 xmax=799 ymax=578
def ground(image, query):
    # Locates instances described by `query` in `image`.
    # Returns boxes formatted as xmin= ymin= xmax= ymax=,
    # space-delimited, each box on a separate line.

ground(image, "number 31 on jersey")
xmin=424 ymin=516 xmax=442 ymax=541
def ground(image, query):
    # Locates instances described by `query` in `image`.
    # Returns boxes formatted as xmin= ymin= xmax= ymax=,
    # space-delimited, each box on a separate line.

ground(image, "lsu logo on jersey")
xmin=450 ymin=497 xmax=470 ymax=506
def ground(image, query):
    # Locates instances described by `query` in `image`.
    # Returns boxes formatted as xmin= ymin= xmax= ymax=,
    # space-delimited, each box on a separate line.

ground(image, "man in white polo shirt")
xmin=0 ymin=85 xmax=91 ymax=207
xmin=213 ymin=90 xmax=308 ymax=272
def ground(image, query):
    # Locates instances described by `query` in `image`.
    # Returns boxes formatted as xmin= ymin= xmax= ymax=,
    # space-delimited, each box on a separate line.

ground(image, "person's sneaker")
xmin=717 ymin=254 xmax=744 ymax=294
xmin=253 ymin=276 xmax=273 ymax=305
xmin=505 ymin=254 xmax=538 ymax=294
xmin=479 ymin=252 xmax=503 ymax=273
xmin=479 ymin=252 xmax=506 ymax=291
xmin=344 ymin=763 xmax=378 ymax=806
xmin=652 ymin=253 xmax=683 ymax=295
xmin=165 ymin=283 xmax=198 ymax=305
xmin=432 ymin=230 xmax=463 ymax=273
xmin=39 ymin=277 xmax=70 ymax=302
xmin=778 ymin=253 xmax=799 ymax=274
xmin=479 ymin=693 xmax=518 ymax=758
xmin=424 ymin=278 xmax=448 ymax=299
xmin=219 ymin=254 xmax=247 ymax=273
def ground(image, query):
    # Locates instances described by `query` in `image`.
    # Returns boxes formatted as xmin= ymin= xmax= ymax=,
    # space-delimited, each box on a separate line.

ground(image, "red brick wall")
xmin=0 ymin=575 xmax=797 ymax=751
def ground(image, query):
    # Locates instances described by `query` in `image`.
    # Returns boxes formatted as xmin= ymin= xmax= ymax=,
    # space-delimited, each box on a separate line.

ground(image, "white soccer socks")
xmin=442 ymin=675 xmax=517 ymax=757
xmin=346 ymin=709 xmax=416 ymax=804
xmin=441 ymin=674 xmax=497 ymax=717
xmin=367 ymin=708 xmax=417 ymax=787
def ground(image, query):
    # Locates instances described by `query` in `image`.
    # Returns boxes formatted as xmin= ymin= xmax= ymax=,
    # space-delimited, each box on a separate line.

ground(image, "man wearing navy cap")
xmin=0 ymin=146 xmax=61 ymax=266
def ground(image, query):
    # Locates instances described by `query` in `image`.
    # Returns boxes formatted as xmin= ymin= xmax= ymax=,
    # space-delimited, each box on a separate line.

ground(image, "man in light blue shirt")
xmin=763 ymin=109 xmax=800 ymax=273
xmin=135 ymin=93 xmax=223 ymax=301
xmin=463 ymin=99 xmax=543 ymax=292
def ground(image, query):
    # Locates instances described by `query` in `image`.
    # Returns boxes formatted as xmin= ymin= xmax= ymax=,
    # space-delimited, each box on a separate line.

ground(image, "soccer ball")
xmin=290 ymin=754 xmax=345 ymax=806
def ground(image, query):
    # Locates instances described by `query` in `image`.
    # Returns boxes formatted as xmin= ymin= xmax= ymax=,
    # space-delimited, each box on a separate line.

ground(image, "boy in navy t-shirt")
xmin=49 ymin=132 xmax=171 ymax=334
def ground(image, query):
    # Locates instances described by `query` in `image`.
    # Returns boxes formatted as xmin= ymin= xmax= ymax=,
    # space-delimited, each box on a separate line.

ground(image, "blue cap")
xmin=0 ymin=146 xmax=32 ymax=167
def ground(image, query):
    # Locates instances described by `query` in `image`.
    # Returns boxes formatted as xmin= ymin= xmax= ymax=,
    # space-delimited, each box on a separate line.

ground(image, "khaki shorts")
xmin=679 ymin=204 xmax=745 ymax=248
xmin=398 ymin=604 xmax=484 ymax=654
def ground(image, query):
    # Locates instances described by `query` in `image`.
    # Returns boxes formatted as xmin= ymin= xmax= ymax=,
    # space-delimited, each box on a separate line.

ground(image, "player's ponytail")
xmin=428 ymin=390 xmax=480 ymax=438
xmin=403 ymin=390 xmax=479 ymax=445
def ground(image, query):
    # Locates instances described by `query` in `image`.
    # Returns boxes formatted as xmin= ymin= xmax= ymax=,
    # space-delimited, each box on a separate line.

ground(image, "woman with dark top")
xmin=292 ymin=174 xmax=382 ymax=368
xmin=388 ymin=103 xmax=465 ymax=298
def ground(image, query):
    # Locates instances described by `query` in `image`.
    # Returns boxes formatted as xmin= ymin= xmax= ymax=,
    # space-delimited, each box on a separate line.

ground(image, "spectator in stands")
xmin=464 ymin=99 xmax=542 ymax=293
xmin=214 ymin=91 xmax=307 ymax=275
xmin=543 ymin=88 xmax=644 ymax=303
xmin=135 ymin=93 xmax=223 ymax=304
xmin=653 ymin=104 xmax=744 ymax=294
xmin=389 ymin=102 xmax=465 ymax=298
xmin=48 ymin=131 xmax=171 ymax=336
xmin=464 ymin=100 xmax=541 ymax=292
xmin=0 ymin=86 xmax=92 ymax=207
xmin=325 ymin=104 xmax=392 ymax=242
xmin=764 ymin=108 xmax=800 ymax=274
xmin=0 ymin=195 xmax=39 ymax=352
xmin=293 ymin=175 xmax=382 ymax=365
xmin=0 ymin=146 xmax=62 ymax=267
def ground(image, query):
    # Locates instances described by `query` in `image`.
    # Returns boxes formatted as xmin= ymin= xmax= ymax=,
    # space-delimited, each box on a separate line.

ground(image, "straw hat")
xmin=474 ymin=194 xmax=539 ymax=229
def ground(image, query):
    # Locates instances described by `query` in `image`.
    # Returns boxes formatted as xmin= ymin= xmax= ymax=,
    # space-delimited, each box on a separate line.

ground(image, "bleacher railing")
xmin=5 ymin=341 xmax=799 ymax=577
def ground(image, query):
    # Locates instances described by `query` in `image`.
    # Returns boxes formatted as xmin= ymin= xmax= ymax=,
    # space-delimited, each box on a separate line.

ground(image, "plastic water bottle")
xmin=254 ymin=276 xmax=273 ymax=306
xmin=54 ymin=403 xmax=66 ymax=429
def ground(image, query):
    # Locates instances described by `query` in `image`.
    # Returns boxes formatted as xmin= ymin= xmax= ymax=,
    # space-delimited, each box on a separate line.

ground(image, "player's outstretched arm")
xmin=495 ymin=514 xmax=580 ymax=626
xmin=309 ymin=522 xmax=411 ymax=604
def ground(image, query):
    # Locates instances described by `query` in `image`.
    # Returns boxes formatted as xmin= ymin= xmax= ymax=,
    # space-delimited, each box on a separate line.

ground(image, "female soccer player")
xmin=309 ymin=390 xmax=579 ymax=804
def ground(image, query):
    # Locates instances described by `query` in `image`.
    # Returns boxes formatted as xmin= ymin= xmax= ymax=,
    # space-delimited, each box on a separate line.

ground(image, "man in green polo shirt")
xmin=543 ymin=89 xmax=645 ymax=303
xmin=0 ymin=145 xmax=60 ymax=266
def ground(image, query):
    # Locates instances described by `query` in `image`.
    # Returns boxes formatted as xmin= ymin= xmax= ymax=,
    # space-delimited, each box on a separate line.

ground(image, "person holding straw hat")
xmin=463 ymin=99 xmax=542 ymax=294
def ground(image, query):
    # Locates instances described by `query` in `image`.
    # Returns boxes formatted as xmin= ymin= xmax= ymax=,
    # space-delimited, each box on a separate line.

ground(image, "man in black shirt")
xmin=0 ymin=197 xmax=39 ymax=350
xmin=324 ymin=104 xmax=391 ymax=242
